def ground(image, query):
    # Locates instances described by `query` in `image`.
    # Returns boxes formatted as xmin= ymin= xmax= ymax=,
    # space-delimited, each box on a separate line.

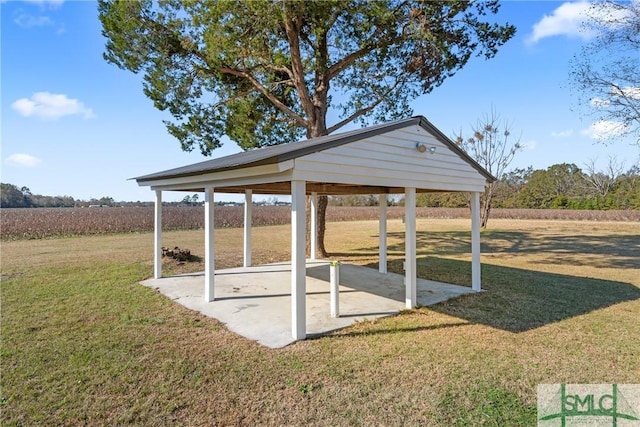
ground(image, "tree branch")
xmin=219 ymin=66 xmax=307 ymax=128
xmin=327 ymin=39 xmax=387 ymax=81
xmin=283 ymin=8 xmax=314 ymax=120
xmin=327 ymin=80 xmax=401 ymax=134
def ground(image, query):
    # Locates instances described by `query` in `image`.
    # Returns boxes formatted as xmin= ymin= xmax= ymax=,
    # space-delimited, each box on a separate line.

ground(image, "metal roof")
xmin=134 ymin=116 xmax=496 ymax=183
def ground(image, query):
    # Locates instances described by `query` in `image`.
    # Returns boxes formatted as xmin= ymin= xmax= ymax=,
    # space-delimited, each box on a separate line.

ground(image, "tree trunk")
xmin=480 ymin=184 xmax=495 ymax=228
xmin=306 ymin=116 xmax=330 ymax=258
xmin=316 ymin=194 xmax=328 ymax=257
xmin=306 ymin=192 xmax=329 ymax=259
xmin=305 ymin=194 xmax=328 ymax=258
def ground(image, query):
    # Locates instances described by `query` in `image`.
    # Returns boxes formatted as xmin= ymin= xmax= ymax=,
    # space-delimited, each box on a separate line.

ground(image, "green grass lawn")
xmin=2 ymin=219 xmax=639 ymax=425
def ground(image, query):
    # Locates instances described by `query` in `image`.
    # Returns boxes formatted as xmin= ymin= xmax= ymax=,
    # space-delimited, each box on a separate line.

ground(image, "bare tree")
xmin=583 ymin=156 xmax=625 ymax=197
xmin=570 ymin=1 xmax=640 ymax=144
xmin=455 ymin=111 xmax=522 ymax=228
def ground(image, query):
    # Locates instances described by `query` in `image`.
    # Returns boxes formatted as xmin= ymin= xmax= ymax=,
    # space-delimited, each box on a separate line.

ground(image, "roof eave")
xmin=133 ymin=157 xmax=280 ymax=183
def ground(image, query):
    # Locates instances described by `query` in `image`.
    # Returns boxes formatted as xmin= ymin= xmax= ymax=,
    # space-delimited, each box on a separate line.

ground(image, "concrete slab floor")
xmin=141 ymin=260 xmax=475 ymax=348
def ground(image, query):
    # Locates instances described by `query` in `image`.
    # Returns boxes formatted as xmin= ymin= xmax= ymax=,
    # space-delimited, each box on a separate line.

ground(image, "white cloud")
xmin=12 ymin=92 xmax=95 ymax=120
xmin=12 ymin=1 xmax=65 ymax=33
xmin=14 ymin=12 xmax=54 ymax=28
xmin=528 ymin=1 xmax=635 ymax=44
xmin=612 ymin=86 xmax=640 ymax=101
xmin=587 ymin=2 xmax=636 ymax=27
xmin=22 ymin=0 xmax=64 ymax=7
xmin=5 ymin=153 xmax=42 ymax=168
xmin=528 ymin=1 xmax=592 ymax=44
xmin=581 ymin=120 xmax=629 ymax=139
xmin=522 ymin=140 xmax=537 ymax=150
xmin=588 ymin=87 xmax=640 ymax=109
xmin=551 ymin=129 xmax=574 ymax=138
xmin=590 ymin=97 xmax=610 ymax=107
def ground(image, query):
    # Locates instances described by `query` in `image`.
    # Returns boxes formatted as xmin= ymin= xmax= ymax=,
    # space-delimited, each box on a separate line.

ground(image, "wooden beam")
xmin=215 ymin=182 xmax=292 ymax=194
xmin=168 ymin=186 xmax=450 ymax=195
xmin=206 ymin=182 xmax=403 ymax=196
xmin=305 ymin=183 xmax=391 ymax=195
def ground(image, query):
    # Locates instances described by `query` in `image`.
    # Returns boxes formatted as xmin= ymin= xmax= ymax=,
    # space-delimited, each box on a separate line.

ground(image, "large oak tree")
xmin=99 ymin=0 xmax=515 ymax=256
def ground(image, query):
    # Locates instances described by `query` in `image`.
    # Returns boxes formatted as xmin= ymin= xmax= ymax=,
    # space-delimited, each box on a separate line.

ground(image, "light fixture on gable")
xmin=416 ymin=143 xmax=437 ymax=154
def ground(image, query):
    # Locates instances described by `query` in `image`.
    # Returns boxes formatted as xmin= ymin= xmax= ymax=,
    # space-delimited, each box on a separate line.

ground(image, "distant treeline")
xmin=0 ymin=184 xmax=214 ymax=208
xmin=0 ymin=184 xmax=151 ymax=208
xmin=3 ymin=162 xmax=639 ymax=210
xmin=0 ymin=184 xmax=289 ymax=208
xmin=329 ymin=163 xmax=640 ymax=210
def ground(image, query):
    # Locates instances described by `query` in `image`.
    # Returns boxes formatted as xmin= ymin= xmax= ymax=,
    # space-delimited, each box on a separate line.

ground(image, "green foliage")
xmin=0 ymin=183 xmax=32 ymax=208
xmin=514 ymin=163 xmax=640 ymax=209
xmin=328 ymin=194 xmax=379 ymax=207
xmin=412 ymin=162 xmax=640 ymax=210
xmin=181 ymin=194 xmax=200 ymax=206
xmin=0 ymin=184 xmax=121 ymax=208
xmin=609 ymin=168 xmax=640 ymax=208
xmin=30 ymin=195 xmax=76 ymax=208
xmin=492 ymin=167 xmax=534 ymax=208
xmin=516 ymin=163 xmax=587 ymax=209
xmin=99 ymin=0 xmax=516 ymax=154
xmin=416 ymin=192 xmax=468 ymax=208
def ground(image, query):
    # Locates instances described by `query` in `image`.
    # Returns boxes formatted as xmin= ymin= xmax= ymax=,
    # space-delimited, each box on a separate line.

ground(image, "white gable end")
xmin=293 ymin=124 xmax=488 ymax=192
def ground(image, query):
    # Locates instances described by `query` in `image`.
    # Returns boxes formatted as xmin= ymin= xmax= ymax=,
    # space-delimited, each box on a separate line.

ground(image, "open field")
xmin=2 ymin=218 xmax=639 ymax=425
xmin=2 ymin=206 xmax=639 ymax=240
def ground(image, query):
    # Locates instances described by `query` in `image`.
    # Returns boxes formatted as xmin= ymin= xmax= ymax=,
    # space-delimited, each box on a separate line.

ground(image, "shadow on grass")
xmin=379 ymin=230 xmax=640 ymax=269
xmin=369 ymin=256 xmax=640 ymax=333
xmin=307 ymin=321 xmax=470 ymax=340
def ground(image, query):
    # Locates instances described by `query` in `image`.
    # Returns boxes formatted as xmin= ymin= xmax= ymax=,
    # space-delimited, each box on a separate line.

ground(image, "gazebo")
xmin=134 ymin=116 xmax=494 ymax=340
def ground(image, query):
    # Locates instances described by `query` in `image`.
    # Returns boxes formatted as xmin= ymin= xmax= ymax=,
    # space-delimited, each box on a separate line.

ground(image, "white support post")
xmin=204 ymin=187 xmax=215 ymax=302
xmin=379 ymin=194 xmax=387 ymax=274
xmin=330 ymin=261 xmax=339 ymax=318
xmin=154 ymin=190 xmax=162 ymax=279
xmin=244 ymin=189 xmax=252 ymax=268
xmin=310 ymin=192 xmax=318 ymax=260
xmin=405 ymin=187 xmax=417 ymax=308
xmin=291 ymin=180 xmax=307 ymax=340
xmin=471 ymin=191 xmax=482 ymax=291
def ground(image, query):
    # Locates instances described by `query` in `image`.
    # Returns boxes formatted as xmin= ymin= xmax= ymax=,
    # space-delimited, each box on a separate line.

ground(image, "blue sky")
xmin=1 ymin=0 xmax=638 ymax=202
